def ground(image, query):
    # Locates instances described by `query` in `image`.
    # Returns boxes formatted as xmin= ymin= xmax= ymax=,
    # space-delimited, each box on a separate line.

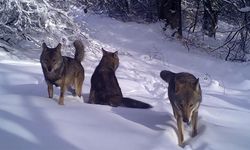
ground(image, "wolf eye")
xmin=190 ymin=104 xmax=194 ymax=107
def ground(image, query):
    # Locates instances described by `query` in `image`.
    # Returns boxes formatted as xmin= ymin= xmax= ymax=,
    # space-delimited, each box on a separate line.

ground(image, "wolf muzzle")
xmin=183 ymin=117 xmax=191 ymax=125
xmin=48 ymin=66 xmax=52 ymax=72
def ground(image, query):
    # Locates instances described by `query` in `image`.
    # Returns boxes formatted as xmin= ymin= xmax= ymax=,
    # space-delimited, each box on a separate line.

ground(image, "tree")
xmin=216 ymin=0 xmax=250 ymax=61
xmin=0 ymin=0 xmax=83 ymax=53
xmin=202 ymin=0 xmax=220 ymax=37
xmin=159 ymin=0 xmax=182 ymax=37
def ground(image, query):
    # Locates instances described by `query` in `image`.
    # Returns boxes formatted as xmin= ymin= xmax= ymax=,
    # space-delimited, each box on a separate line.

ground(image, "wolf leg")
xmin=191 ymin=111 xmax=198 ymax=137
xmin=68 ymin=86 xmax=76 ymax=96
xmin=170 ymin=102 xmax=177 ymax=119
xmin=172 ymin=107 xmax=178 ymax=119
xmin=177 ymin=115 xmax=184 ymax=146
xmin=59 ymin=84 xmax=66 ymax=105
xmin=88 ymin=87 xmax=95 ymax=104
xmin=47 ymin=82 xmax=53 ymax=98
xmin=74 ymin=75 xmax=84 ymax=97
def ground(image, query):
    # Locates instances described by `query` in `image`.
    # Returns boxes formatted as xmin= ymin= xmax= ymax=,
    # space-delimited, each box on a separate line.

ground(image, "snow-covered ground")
xmin=0 ymin=9 xmax=250 ymax=150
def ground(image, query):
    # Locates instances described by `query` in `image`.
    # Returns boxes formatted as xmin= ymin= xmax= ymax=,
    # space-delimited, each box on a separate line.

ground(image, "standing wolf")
xmin=88 ymin=48 xmax=152 ymax=109
xmin=160 ymin=70 xmax=202 ymax=146
xmin=40 ymin=40 xmax=85 ymax=105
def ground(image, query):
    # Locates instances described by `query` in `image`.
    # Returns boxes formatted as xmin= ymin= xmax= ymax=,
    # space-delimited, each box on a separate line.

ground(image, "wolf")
xmin=88 ymin=48 xmax=152 ymax=109
xmin=160 ymin=70 xmax=202 ymax=146
xmin=40 ymin=40 xmax=85 ymax=105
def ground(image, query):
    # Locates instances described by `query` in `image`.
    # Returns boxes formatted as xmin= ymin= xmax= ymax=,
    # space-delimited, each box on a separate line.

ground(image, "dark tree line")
xmin=85 ymin=0 xmax=220 ymax=38
xmin=158 ymin=0 xmax=182 ymax=37
xmin=85 ymin=0 xmax=250 ymax=61
xmin=0 ymin=0 xmax=249 ymax=61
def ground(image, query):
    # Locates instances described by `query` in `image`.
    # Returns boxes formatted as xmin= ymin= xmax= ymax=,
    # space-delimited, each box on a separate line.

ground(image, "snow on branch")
xmin=222 ymin=0 xmax=250 ymax=13
xmin=239 ymin=7 xmax=250 ymax=13
xmin=0 ymin=0 xmax=84 ymax=53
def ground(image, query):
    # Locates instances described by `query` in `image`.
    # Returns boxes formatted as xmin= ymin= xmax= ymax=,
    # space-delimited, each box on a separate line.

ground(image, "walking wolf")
xmin=160 ymin=70 xmax=202 ymax=146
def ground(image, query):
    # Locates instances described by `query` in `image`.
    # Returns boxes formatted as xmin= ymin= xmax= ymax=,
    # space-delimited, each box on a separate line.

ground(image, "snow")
xmin=239 ymin=6 xmax=250 ymax=13
xmin=1 ymin=9 xmax=250 ymax=150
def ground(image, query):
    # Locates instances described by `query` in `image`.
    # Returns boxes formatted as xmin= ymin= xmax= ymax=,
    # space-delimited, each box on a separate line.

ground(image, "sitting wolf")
xmin=89 ymin=48 xmax=151 ymax=109
xmin=40 ymin=40 xmax=85 ymax=105
xmin=160 ymin=70 xmax=202 ymax=146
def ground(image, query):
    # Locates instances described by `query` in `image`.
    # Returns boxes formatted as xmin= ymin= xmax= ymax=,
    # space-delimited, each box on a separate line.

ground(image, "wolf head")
xmin=100 ymin=48 xmax=119 ymax=71
xmin=173 ymin=78 xmax=201 ymax=124
xmin=40 ymin=43 xmax=63 ymax=73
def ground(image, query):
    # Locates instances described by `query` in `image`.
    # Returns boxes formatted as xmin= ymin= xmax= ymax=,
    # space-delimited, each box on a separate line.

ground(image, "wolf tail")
xmin=121 ymin=97 xmax=152 ymax=109
xmin=73 ymin=40 xmax=85 ymax=62
xmin=160 ymin=70 xmax=175 ymax=83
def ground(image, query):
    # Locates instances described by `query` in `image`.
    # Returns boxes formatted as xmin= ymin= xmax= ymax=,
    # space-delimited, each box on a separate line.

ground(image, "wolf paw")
xmin=183 ymin=144 xmax=193 ymax=150
xmin=58 ymin=101 xmax=64 ymax=105
xmin=192 ymin=130 xmax=197 ymax=137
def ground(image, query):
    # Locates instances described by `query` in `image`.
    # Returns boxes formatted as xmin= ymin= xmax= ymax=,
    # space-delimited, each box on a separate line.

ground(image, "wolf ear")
xmin=194 ymin=78 xmax=200 ymax=92
xmin=56 ymin=43 xmax=62 ymax=50
xmin=113 ymin=51 xmax=118 ymax=58
xmin=102 ymin=48 xmax=108 ymax=55
xmin=42 ymin=43 xmax=47 ymax=50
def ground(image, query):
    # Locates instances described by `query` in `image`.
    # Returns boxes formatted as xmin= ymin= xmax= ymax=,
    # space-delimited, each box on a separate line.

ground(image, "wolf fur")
xmin=88 ymin=48 xmax=152 ymax=109
xmin=160 ymin=70 xmax=202 ymax=146
xmin=40 ymin=40 xmax=85 ymax=105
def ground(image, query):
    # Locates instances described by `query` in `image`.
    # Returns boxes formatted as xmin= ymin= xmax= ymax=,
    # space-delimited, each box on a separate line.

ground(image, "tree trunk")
xmin=159 ymin=0 xmax=182 ymax=37
xmin=202 ymin=0 xmax=219 ymax=37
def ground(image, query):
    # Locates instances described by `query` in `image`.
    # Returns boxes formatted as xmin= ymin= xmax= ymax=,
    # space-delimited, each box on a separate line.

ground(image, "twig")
xmin=211 ymin=22 xmax=250 ymax=52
